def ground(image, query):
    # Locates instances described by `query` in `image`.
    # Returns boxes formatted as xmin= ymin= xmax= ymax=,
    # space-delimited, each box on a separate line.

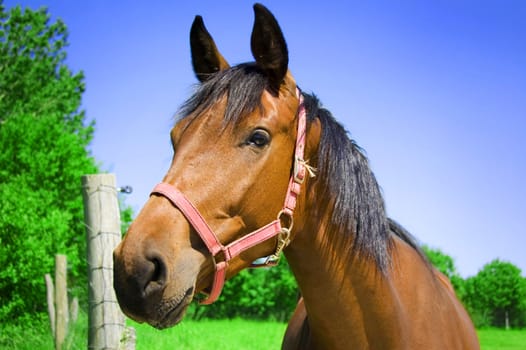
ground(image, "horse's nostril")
xmin=143 ymin=255 xmax=167 ymax=296
xmin=151 ymin=258 xmax=164 ymax=283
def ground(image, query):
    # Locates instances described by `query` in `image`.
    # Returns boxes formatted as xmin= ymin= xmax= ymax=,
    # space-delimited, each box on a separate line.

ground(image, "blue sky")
xmin=6 ymin=1 xmax=525 ymax=277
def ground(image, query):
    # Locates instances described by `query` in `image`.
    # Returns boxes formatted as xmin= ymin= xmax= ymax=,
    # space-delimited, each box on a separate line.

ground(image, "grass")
xmin=129 ymin=322 xmax=526 ymax=350
xmin=130 ymin=318 xmax=287 ymax=350
xmin=0 ymin=312 xmax=86 ymax=350
xmin=2 ymin=313 xmax=526 ymax=349
xmin=132 ymin=322 xmax=526 ymax=349
xmin=477 ymin=328 xmax=526 ymax=350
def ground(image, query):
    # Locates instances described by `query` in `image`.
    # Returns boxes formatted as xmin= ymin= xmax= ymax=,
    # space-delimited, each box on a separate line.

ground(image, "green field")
xmin=131 ymin=319 xmax=287 ymax=349
xmin=1 ymin=314 xmax=526 ymax=349
xmin=477 ymin=328 xmax=526 ymax=350
xmin=131 ymin=322 xmax=526 ymax=350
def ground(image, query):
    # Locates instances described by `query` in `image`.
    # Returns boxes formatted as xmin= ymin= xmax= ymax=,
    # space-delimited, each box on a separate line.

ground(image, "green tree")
xmin=0 ymin=4 xmax=97 ymax=322
xmin=422 ymin=245 xmax=465 ymax=298
xmin=464 ymin=259 xmax=526 ymax=328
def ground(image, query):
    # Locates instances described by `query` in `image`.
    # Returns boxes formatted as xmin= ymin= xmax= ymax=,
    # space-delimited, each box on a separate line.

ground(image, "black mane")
xmin=176 ymin=63 xmax=427 ymax=272
xmin=302 ymin=94 xmax=391 ymax=270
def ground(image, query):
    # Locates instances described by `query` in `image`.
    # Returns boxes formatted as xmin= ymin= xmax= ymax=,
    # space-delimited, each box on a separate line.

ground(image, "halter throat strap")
xmin=151 ymin=88 xmax=310 ymax=304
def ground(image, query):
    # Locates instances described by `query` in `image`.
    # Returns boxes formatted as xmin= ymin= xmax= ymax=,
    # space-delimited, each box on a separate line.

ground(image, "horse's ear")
xmin=251 ymin=4 xmax=289 ymax=94
xmin=190 ymin=15 xmax=230 ymax=82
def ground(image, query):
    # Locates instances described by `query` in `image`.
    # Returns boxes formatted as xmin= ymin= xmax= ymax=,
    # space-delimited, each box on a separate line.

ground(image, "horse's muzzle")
xmin=112 ymin=243 xmax=169 ymax=324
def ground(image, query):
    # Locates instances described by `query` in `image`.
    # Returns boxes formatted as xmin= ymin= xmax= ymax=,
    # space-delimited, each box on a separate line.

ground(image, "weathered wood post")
xmin=54 ymin=254 xmax=68 ymax=350
xmin=82 ymin=174 xmax=126 ymax=350
xmin=44 ymin=273 xmax=56 ymax=335
xmin=45 ymin=255 xmax=78 ymax=349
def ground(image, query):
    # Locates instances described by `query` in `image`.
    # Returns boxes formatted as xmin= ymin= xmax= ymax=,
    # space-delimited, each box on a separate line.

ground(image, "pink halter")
xmin=151 ymin=88 xmax=311 ymax=304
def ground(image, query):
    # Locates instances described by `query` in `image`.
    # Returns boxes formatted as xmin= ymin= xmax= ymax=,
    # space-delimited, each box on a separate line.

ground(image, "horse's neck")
xmin=285 ymin=226 xmax=479 ymax=350
xmin=284 ymin=228 xmax=409 ymax=349
xmin=286 ymin=219 xmax=434 ymax=349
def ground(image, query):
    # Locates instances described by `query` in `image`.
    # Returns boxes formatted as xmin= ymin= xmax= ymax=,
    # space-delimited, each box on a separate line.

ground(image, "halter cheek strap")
xmin=151 ymin=88 xmax=312 ymax=304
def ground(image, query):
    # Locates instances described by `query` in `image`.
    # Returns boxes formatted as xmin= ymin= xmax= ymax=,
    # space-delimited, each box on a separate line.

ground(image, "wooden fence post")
xmin=44 ymin=273 xmax=56 ymax=335
xmin=54 ymin=254 xmax=68 ymax=350
xmin=82 ymin=174 xmax=126 ymax=350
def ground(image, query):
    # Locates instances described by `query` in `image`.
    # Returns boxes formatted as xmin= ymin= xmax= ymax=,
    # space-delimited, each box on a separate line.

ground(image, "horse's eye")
xmin=247 ymin=129 xmax=270 ymax=148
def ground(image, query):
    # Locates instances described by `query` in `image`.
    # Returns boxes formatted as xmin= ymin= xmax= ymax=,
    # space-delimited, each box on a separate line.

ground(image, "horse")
xmin=113 ymin=4 xmax=480 ymax=349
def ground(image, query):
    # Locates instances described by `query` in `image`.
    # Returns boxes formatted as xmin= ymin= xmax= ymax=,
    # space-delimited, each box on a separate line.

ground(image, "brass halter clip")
xmin=265 ymin=210 xmax=293 ymax=265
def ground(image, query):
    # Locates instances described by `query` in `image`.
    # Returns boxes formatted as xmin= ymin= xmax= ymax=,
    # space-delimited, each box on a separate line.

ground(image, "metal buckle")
xmin=294 ymin=157 xmax=317 ymax=184
xmin=293 ymin=157 xmax=306 ymax=184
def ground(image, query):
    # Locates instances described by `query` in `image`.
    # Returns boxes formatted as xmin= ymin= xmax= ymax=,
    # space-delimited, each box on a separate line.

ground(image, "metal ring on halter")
xmin=277 ymin=209 xmax=294 ymax=232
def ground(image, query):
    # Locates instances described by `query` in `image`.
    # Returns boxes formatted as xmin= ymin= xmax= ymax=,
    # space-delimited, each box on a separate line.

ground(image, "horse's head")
xmin=113 ymin=4 xmax=319 ymax=329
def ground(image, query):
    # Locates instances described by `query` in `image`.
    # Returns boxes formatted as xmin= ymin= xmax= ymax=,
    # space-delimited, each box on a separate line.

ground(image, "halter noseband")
xmin=151 ymin=88 xmax=311 ymax=304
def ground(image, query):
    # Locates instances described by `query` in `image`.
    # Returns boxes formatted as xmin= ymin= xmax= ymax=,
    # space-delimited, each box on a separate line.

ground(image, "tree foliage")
xmin=0 ymin=4 xmax=98 ymax=322
xmin=464 ymin=259 xmax=526 ymax=328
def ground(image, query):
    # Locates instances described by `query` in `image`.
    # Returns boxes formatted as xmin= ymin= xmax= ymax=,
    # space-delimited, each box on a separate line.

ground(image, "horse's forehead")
xmin=172 ymin=97 xmax=227 ymax=137
xmin=264 ymin=89 xmax=301 ymax=130
xmin=176 ymin=90 xmax=297 ymax=138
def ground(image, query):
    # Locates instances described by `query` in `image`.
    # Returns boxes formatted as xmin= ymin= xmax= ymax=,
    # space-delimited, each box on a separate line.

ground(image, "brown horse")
xmin=113 ymin=4 xmax=479 ymax=349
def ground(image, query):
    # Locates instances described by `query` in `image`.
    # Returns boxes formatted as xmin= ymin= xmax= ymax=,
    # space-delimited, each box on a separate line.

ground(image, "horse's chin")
xmin=151 ymin=286 xmax=194 ymax=329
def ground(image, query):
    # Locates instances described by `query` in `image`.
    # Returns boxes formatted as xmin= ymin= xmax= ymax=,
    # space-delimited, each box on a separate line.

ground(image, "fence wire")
xmin=82 ymin=176 xmax=127 ymax=350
